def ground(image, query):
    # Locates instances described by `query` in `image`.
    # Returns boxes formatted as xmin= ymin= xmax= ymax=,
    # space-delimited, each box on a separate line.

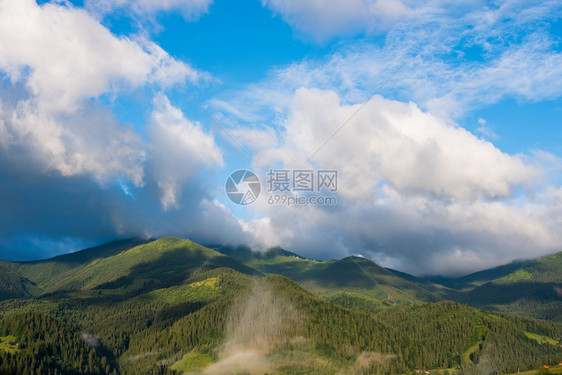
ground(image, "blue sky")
xmin=1 ymin=0 xmax=562 ymax=275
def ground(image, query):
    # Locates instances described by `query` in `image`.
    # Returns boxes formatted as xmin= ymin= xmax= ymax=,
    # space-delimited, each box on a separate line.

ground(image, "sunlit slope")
xmin=0 ymin=238 xmax=260 ymax=298
xmin=457 ymin=252 xmax=562 ymax=320
xmin=40 ymin=237 xmax=260 ymax=293
xmin=122 ymin=273 xmax=562 ymax=374
xmin=0 ymin=238 xmax=147 ymax=300
xmin=426 ymin=259 xmax=533 ymax=290
xmin=219 ymin=245 xmax=441 ymax=304
xmin=0 ymin=241 xmax=561 ymax=374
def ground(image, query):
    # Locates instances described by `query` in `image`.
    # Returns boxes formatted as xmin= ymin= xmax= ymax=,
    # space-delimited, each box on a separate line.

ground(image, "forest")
xmin=0 ymin=238 xmax=560 ymax=374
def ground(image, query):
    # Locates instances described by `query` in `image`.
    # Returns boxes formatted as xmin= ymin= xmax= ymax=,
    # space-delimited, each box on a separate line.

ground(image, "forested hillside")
xmin=0 ymin=238 xmax=561 ymax=374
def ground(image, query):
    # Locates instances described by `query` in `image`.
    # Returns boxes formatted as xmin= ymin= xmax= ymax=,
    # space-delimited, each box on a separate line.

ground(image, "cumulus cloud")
xmin=0 ymin=0 xmax=201 ymax=113
xmin=149 ymin=93 xmax=223 ymax=210
xmin=0 ymin=151 xmax=248 ymax=261
xmin=229 ymin=88 xmax=559 ymax=275
xmin=248 ymin=88 xmax=538 ymax=200
xmin=0 ymin=0 xmax=246 ymax=260
xmin=1 ymin=0 xmax=561 ymax=279
xmin=0 ymin=95 xmax=145 ymax=185
xmin=208 ymin=1 xmax=562 ymax=274
xmin=0 ymin=0 xmax=208 ymax=183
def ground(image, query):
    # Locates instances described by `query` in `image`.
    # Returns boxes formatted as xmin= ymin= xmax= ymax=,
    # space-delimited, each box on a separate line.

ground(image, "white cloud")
xmin=245 ymin=88 xmax=538 ymax=200
xmin=0 ymin=0 xmax=201 ymax=112
xmin=225 ymin=1 xmax=562 ymax=123
xmin=85 ymin=0 xmax=213 ymax=20
xmin=245 ymin=183 xmax=562 ymax=275
xmin=261 ymin=0 xmax=413 ymax=41
xmin=149 ymin=94 xmax=223 ymax=210
xmin=0 ymin=0 xmax=239 ymax=256
xmin=0 ymin=98 xmax=145 ymax=185
xmin=203 ymin=1 xmax=562 ymax=275
xmin=0 ymin=0 xmax=206 ymax=184
xmin=226 ymin=88 xmax=559 ymax=275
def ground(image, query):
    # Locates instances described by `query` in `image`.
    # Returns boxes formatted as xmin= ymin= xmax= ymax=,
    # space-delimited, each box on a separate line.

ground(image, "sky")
xmin=1 ymin=0 xmax=562 ymax=276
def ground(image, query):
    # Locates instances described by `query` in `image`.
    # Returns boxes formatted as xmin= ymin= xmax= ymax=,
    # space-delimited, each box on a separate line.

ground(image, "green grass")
xmin=137 ymin=277 xmax=223 ymax=304
xmin=0 ymin=238 xmax=258 ymax=299
xmin=0 ymin=335 xmax=21 ymax=353
xmin=461 ymin=339 xmax=483 ymax=365
xmin=524 ymin=331 xmax=560 ymax=346
xmin=497 ymin=251 xmax=562 ymax=284
xmin=170 ymin=350 xmax=213 ymax=372
xmin=502 ymin=269 xmax=534 ymax=283
xmin=507 ymin=366 xmax=562 ymax=375
xmin=14 ymin=239 xmax=145 ymax=289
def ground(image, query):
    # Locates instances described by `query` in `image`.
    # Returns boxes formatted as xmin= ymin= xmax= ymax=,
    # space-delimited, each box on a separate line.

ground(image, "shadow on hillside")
xmin=454 ymin=281 xmax=562 ymax=306
xmin=24 ymin=239 xmax=149 ymax=265
xmin=89 ymin=247 xmax=260 ymax=295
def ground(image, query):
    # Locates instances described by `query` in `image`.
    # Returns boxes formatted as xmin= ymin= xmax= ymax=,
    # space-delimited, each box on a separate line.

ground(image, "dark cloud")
xmin=0 ymin=158 xmax=246 ymax=260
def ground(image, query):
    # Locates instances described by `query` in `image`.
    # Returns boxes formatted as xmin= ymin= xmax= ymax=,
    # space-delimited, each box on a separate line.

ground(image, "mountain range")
xmin=0 ymin=237 xmax=561 ymax=375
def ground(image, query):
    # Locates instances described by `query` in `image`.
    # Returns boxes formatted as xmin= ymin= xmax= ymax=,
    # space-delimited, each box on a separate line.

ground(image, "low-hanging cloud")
xmin=210 ymin=2 xmax=562 ymax=275
xmin=0 ymin=0 xmax=245 ymax=261
xmin=232 ymin=89 xmax=560 ymax=276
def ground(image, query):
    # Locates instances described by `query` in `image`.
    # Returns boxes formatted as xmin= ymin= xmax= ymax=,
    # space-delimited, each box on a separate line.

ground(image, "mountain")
xmin=425 ymin=259 xmax=533 ymax=290
xmin=217 ymin=245 xmax=442 ymax=310
xmin=0 ymin=238 xmax=147 ymax=295
xmin=0 ymin=237 xmax=260 ymax=299
xmin=453 ymin=252 xmax=562 ymax=321
xmin=219 ymin=246 xmax=562 ymax=321
xmin=0 ymin=238 xmax=561 ymax=375
xmin=0 ymin=263 xmax=38 ymax=300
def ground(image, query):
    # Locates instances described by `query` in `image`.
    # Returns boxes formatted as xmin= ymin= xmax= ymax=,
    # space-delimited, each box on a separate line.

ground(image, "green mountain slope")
xmin=453 ymin=252 xmax=562 ymax=321
xmin=41 ymin=237 xmax=260 ymax=293
xmin=376 ymin=301 xmax=562 ymax=374
xmin=425 ymin=259 xmax=533 ymax=290
xmin=2 ymin=266 xmax=561 ymax=375
xmin=0 ymin=263 xmax=38 ymax=300
xmin=0 ymin=238 xmax=561 ymax=374
xmin=0 ymin=237 xmax=260 ymax=299
xmin=218 ymin=246 xmax=441 ymax=308
xmin=497 ymin=251 xmax=562 ymax=283
xmin=0 ymin=239 xmax=147 ymax=298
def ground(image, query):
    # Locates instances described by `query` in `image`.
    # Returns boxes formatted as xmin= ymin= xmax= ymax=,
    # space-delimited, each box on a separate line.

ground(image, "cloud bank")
xmin=1 ymin=0 xmax=562 ymax=277
xmin=0 ymin=0 xmax=245 ymax=260
xmin=231 ymin=89 xmax=557 ymax=275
